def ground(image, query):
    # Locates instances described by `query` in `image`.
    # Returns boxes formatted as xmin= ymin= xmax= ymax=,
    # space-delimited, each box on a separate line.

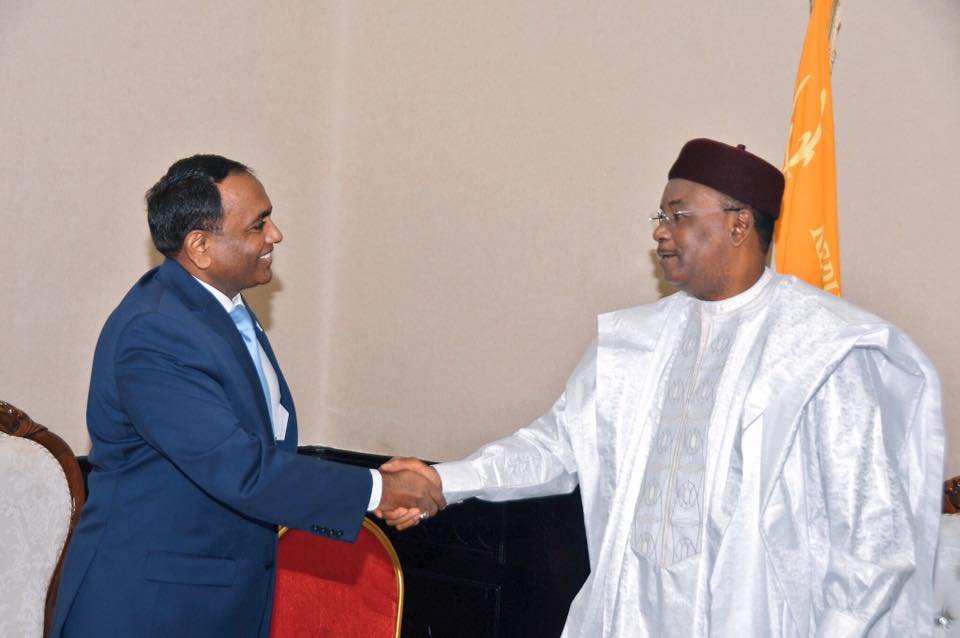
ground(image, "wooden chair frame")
xmin=0 ymin=400 xmax=86 ymax=638
xmin=945 ymin=475 xmax=960 ymax=514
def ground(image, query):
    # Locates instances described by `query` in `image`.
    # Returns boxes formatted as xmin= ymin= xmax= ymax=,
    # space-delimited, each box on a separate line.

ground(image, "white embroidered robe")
xmin=436 ymin=272 xmax=943 ymax=637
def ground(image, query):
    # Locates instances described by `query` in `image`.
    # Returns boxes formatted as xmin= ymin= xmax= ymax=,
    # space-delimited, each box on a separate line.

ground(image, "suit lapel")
xmin=159 ymin=260 xmax=274 ymax=438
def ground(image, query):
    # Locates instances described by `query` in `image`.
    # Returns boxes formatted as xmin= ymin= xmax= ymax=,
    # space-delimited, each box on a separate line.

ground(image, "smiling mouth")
xmin=259 ymin=250 xmax=273 ymax=261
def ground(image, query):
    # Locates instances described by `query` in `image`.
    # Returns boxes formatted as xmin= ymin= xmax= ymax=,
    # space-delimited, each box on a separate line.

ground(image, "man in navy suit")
xmin=52 ymin=155 xmax=443 ymax=637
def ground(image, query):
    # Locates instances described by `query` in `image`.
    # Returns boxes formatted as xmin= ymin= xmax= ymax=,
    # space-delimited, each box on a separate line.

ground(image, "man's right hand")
xmin=376 ymin=467 xmax=445 ymax=527
xmin=376 ymin=457 xmax=444 ymax=530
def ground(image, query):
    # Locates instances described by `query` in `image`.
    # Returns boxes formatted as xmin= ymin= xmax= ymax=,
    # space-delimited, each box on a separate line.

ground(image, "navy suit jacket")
xmin=52 ymin=259 xmax=372 ymax=638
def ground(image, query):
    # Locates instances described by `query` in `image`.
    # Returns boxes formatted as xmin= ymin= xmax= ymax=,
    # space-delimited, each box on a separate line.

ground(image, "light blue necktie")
xmin=229 ymin=304 xmax=272 ymax=424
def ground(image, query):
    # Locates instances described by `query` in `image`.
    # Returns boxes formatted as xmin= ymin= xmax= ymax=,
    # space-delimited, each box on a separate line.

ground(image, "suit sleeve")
xmin=114 ymin=311 xmax=371 ymax=541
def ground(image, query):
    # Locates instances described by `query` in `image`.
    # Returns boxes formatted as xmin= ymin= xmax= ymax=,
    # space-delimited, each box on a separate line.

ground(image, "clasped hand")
xmin=374 ymin=457 xmax=444 ymax=531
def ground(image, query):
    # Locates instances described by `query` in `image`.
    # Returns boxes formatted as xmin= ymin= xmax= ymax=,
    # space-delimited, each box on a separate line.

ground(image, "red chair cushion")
xmin=270 ymin=526 xmax=399 ymax=637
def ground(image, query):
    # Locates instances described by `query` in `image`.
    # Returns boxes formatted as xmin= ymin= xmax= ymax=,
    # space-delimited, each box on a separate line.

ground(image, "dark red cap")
xmin=668 ymin=138 xmax=785 ymax=219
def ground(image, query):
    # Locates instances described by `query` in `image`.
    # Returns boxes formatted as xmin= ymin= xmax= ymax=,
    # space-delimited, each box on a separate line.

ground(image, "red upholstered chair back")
xmin=270 ymin=517 xmax=403 ymax=638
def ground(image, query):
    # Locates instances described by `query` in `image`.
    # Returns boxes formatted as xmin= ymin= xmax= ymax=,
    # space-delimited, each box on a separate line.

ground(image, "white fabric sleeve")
xmin=808 ymin=348 xmax=916 ymax=637
xmin=366 ymin=469 xmax=382 ymax=511
xmin=434 ymin=392 xmax=579 ymax=505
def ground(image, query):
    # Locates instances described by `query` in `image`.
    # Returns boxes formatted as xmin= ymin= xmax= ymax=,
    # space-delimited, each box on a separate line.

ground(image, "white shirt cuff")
xmin=367 ymin=468 xmax=383 ymax=511
xmin=434 ymin=461 xmax=482 ymax=504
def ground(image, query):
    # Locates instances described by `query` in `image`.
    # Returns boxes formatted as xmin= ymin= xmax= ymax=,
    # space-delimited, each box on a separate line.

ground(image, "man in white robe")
xmin=380 ymin=139 xmax=944 ymax=637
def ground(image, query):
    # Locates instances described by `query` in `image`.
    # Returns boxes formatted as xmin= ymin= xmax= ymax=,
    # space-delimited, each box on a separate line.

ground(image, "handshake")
xmin=374 ymin=457 xmax=445 ymax=531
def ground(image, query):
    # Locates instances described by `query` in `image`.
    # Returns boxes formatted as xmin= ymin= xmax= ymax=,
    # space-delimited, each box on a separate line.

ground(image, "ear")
xmin=182 ymin=229 xmax=213 ymax=270
xmin=730 ymin=209 xmax=753 ymax=247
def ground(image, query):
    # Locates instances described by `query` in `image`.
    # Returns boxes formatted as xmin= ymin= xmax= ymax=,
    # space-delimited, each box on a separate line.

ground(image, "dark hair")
xmin=722 ymin=195 xmax=774 ymax=255
xmin=146 ymin=154 xmax=251 ymax=257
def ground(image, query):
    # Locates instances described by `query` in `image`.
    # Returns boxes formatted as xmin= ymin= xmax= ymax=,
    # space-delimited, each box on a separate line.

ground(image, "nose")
xmin=652 ymin=219 xmax=670 ymax=243
xmin=267 ymin=218 xmax=283 ymax=244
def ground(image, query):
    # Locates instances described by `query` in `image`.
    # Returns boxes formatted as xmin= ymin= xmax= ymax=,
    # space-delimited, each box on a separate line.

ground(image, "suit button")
xmin=264 ymin=561 xmax=274 ymax=571
xmin=311 ymin=525 xmax=321 ymax=533
xmin=335 ymin=530 xmax=343 ymax=538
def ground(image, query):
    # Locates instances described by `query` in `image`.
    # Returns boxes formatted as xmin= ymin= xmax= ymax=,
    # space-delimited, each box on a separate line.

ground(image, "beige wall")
xmin=3 ymin=2 xmax=958 ymax=471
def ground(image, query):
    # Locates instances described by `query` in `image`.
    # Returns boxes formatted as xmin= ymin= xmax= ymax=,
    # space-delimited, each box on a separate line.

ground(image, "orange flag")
xmin=775 ymin=0 xmax=842 ymax=295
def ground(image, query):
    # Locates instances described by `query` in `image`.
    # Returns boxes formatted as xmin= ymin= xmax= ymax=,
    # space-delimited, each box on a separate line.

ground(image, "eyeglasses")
xmin=649 ymin=207 xmax=741 ymax=229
